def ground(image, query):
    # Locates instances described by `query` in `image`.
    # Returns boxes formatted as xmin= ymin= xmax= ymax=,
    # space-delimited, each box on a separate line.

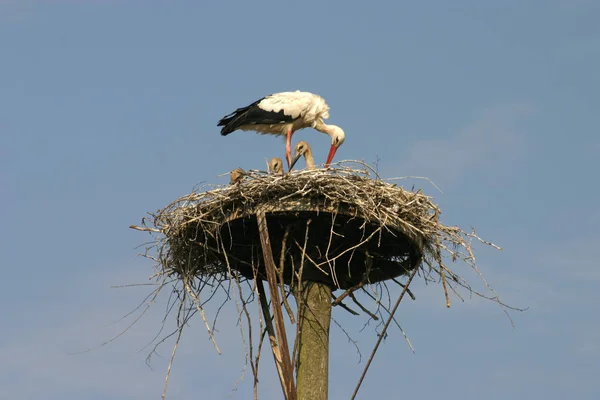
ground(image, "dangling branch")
xmin=331 ymin=293 xmax=359 ymax=316
xmin=351 ymin=266 xmax=420 ymax=400
xmin=256 ymin=279 xmax=287 ymax=398
xmin=332 ymin=280 xmax=366 ymax=307
xmin=256 ymin=210 xmax=297 ymax=400
xmin=349 ymin=293 xmax=379 ymax=321
xmin=279 ymin=226 xmax=296 ymax=324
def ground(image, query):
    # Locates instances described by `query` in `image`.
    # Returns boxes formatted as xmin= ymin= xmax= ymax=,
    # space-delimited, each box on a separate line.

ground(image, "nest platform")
xmin=141 ymin=163 xmax=446 ymax=291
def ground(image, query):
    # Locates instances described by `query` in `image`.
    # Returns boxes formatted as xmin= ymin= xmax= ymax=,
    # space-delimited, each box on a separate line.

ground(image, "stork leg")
xmin=285 ymin=128 xmax=293 ymax=170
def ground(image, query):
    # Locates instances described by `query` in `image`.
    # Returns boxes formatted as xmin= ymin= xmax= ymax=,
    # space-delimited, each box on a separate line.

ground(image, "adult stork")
xmin=289 ymin=141 xmax=315 ymax=171
xmin=217 ymin=91 xmax=345 ymax=168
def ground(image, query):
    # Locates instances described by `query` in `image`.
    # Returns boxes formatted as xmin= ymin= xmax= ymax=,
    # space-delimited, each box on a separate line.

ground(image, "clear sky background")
xmin=1 ymin=1 xmax=599 ymax=399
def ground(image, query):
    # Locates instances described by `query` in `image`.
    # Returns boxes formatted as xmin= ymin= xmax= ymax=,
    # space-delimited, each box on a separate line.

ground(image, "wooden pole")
xmin=296 ymin=281 xmax=332 ymax=400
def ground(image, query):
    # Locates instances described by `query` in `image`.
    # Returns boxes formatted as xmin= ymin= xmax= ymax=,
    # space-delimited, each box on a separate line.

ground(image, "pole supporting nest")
xmin=295 ymin=281 xmax=332 ymax=400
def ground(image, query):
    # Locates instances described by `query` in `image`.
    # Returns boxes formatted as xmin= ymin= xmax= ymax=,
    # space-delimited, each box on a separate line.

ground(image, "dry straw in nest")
xmin=132 ymin=160 xmax=502 ymax=306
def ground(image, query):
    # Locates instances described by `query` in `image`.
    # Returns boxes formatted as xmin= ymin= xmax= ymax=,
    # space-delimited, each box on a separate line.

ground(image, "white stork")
xmin=289 ymin=141 xmax=315 ymax=171
xmin=218 ymin=91 xmax=345 ymax=168
xmin=268 ymin=157 xmax=284 ymax=176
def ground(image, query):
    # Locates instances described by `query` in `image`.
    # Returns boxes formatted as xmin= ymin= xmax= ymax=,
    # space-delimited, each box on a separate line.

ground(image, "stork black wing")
xmin=218 ymin=98 xmax=296 ymax=136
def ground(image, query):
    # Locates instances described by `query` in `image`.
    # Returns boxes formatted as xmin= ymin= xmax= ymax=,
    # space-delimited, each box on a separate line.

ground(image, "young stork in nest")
xmin=289 ymin=141 xmax=315 ymax=171
xmin=268 ymin=157 xmax=284 ymax=176
xmin=229 ymin=168 xmax=245 ymax=185
xmin=217 ymin=91 xmax=345 ymax=169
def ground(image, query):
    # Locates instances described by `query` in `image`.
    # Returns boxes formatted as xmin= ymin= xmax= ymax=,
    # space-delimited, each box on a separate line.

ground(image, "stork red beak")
xmin=325 ymin=144 xmax=338 ymax=168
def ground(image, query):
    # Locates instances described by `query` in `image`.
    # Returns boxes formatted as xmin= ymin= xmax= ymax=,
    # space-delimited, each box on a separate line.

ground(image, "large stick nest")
xmin=137 ymin=161 xmax=470 ymax=290
xmin=129 ymin=161 xmax=509 ymax=399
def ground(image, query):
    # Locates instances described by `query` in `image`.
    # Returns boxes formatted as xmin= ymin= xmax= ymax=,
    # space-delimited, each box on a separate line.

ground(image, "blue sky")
xmin=1 ymin=1 xmax=599 ymax=399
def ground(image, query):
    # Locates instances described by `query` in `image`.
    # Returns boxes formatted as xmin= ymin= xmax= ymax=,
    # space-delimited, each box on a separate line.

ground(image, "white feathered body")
xmin=218 ymin=90 xmax=345 ymax=167
xmin=218 ymin=91 xmax=330 ymax=137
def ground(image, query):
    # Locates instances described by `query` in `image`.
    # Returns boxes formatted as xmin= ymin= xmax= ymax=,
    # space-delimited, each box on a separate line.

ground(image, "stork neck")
xmin=304 ymin=148 xmax=315 ymax=169
xmin=314 ymin=120 xmax=335 ymax=137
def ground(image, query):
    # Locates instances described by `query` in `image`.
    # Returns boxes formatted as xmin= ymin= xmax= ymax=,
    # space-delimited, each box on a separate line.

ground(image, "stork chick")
xmin=229 ymin=168 xmax=245 ymax=185
xmin=268 ymin=157 xmax=284 ymax=176
xmin=289 ymin=141 xmax=315 ymax=171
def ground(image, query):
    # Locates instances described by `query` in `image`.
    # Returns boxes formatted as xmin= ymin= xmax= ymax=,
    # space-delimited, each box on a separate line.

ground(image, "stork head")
xmin=289 ymin=141 xmax=312 ymax=171
xmin=268 ymin=157 xmax=284 ymax=176
xmin=229 ymin=168 xmax=245 ymax=185
xmin=325 ymin=125 xmax=345 ymax=167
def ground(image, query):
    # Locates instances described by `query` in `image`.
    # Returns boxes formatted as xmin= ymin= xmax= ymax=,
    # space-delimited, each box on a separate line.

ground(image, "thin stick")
xmin=332 ymin=281 xmax=366 ymax=306
xmin=440 ymin=263 xmax=451 ymax=308
xmin=182 ymin=279 xmax=221 ymax=354
xmin=391 ymin=277 xmax=416 ymax=300
xmin=292 ymin=219 xmax=311 ymax=370
xmin=331 ymin=293 xmax=359 ymax=316
xmin=162 ymin=295 xmax=186 ymax=400
xmin=162 ymin=323 xmax=183 ymax=400
xmin=383 ymin=176 xmax=443 ymax=193
xmin=349 ymin=293 xmax=378 ymax=321
xmin=350 ymin=266 xmax=420 ymax=400
xmin=280 ymin=226 xmax=296 ymax=324
xmin=256 ymin=210 xmax=297 ymax=400
xmin=257 ymin=279 xmax=287 ymax=398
